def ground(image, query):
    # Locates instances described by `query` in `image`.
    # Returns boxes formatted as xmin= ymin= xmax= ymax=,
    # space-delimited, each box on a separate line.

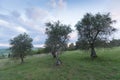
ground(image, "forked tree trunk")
xmin=56 ymin=57 xmax=62 ymax=66
xmin=51 ymin=50 xmax=62 ymax=66
xmin=90 ymin=43 xmax=97 ymax=58
xmin=55 ymin=51 xmax=62 ymax=66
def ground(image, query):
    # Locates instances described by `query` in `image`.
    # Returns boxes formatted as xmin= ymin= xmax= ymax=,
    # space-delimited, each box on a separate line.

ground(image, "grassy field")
xmin=0 ymin=47 xmax=120 ymax=80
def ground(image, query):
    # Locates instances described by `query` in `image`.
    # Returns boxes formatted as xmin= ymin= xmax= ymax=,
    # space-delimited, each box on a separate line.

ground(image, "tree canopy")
xmin=10 ymin=33 xmax=33 ymax=63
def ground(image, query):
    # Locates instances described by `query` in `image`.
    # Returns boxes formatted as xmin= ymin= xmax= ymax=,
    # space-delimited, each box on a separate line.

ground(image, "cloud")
xmin=0 ymin=43 xmax=10 ymax=47
xmin=25 ymin=7 xmax=49 ymax=21
xmin=34 ymin=44 xmax=45 ymax=48
xmin=24 ymin=7 xmax=51 ymax=33
xmin=0 ymin=1 xmax=76 ymax=48
xmin=49 ymin=0 xmax=57 ymax=8
xmin=108 ymin=0 xmax=120 ymax=19
xmin=2 ymin=8 xmax=50 ymax=34
xmin=11 ymin=11 xmax=21 ymax=18
xmin=48 ymin=0 xmax=67 ymax=9
xmin=0 ymin=19 xmax=9 ymax=25
xmin=0 ymin=19 xmax=28 ymax=33
xmin=69 ymin=30 xmax=78 ymax=42
xmin=58 ymin=0 xmax=67 ymax=9
xmin=0 ymin=6 xmax=73 ymax=47
xmin=0 ymin=11 xmax=29 ymax=34
xmin=34 ymin=36 xmax=41 ymax=42
xmin=15 ymin=26 xmax=28 ymax=33
xmin=0 ymin=43 xmax=45 ymax=48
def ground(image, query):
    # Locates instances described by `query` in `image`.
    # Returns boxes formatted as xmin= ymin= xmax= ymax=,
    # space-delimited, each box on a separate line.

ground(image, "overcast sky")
xmin=0 ymin=0 xmax=120 ymax=48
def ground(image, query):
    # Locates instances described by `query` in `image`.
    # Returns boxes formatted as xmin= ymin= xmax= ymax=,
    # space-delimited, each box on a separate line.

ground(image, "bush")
xmin=0 ymin=54 xmax=5 ymax=59
xmin=30 ymin=48 xmax=47 ymax=55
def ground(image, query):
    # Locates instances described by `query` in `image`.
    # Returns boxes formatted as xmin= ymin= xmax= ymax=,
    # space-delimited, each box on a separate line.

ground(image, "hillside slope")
xmin=0 ymin=47 xmax=120 ymax=80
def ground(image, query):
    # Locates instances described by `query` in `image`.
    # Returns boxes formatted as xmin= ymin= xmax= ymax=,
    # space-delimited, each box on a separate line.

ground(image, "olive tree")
xmin=45 ymin=21 xmax=72 ymax=65
xmin=10 ymin=33 xmax=33 ymax=63
xmin=75 ymin=13 xmax=116 ymax=58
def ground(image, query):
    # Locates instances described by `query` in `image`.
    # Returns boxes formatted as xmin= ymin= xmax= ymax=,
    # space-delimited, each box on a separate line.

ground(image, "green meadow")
xmin=0 ymin=47 xmax=120 ymax=80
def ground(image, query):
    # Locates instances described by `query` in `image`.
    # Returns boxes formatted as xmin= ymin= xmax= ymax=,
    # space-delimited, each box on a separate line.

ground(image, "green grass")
xmin=0 ymin=47 xmax=120 ymax=80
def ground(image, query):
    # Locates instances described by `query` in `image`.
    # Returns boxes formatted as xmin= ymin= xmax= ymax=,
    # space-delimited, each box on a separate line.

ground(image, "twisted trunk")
xmin=90 ymin=43 xmax=97 ymax=58
xmin=51 ymin=49 xmax=62 ymax=65
xmin=56 ymin=57 xmax=62 ymax=66
xmin=51 ymin=51 xmax=57 ymax=58
xmin=55 ymin=51 xmax=62 ymax=66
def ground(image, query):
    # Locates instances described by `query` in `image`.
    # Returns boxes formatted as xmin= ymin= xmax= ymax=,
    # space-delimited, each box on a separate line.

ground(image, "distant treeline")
xmin=68 ymin=39 xmax=120 ymax=50
xmin=0 ymin=49 xmax=10 ymax=59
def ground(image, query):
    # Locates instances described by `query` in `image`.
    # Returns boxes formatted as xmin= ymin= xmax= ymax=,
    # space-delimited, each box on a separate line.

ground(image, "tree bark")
xmin=90 ymin=43 xmax=97 ymax=58
xmin=56 ymin=58 xmax=62 ymax=66
xmin=20 ymin=54 xmax=24 ymax=63
xmin=51 ymin=51 xmax=57 ymax=58
xmin=55 ymin=51 xmax=62 ymax=66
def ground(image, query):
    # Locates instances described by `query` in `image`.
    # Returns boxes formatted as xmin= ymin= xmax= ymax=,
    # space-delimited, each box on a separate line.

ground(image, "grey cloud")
xmin=25 ymin=7 xmax=49 ymax=21
xmin=11 ymin=11 xmax=21 ymax=18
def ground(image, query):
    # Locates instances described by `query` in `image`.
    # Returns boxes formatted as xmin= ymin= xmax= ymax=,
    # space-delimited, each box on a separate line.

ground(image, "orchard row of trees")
xmin=9 ymin=13 xmax=117 ymax=65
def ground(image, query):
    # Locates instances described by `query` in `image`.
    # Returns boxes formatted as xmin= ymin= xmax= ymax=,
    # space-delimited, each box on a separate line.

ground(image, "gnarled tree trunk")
xmin=55 ymin=51 xmax=62 ymax=66
xmin=20 ymin=54 xmax=24 ymax=63
xmin=51 ymin=51 xmax=57 ymax=58
xmin=90 ymin=43 xmax=97 ymax=58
